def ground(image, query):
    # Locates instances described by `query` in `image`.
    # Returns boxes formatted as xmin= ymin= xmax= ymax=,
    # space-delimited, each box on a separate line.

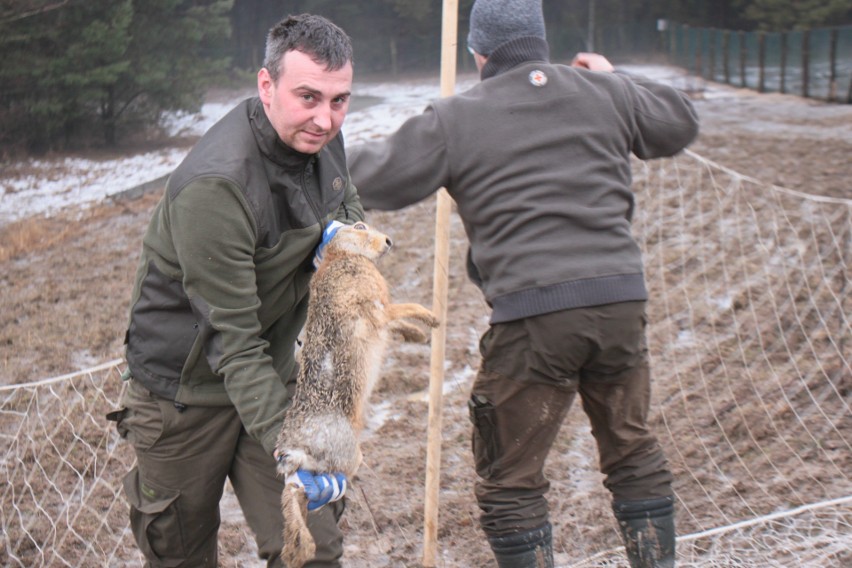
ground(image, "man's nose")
xmin=313 ymin=105 xmax=332 ymax=131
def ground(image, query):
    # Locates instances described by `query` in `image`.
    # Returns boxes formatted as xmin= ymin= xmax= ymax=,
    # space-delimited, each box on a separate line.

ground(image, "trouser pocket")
xmin=468 ymin=394 xmax=499 ymax=479
xmin=114 ymin=380 xmax=167 ymax=452
xmin=123 ymin=467 xmax=186 ymax=567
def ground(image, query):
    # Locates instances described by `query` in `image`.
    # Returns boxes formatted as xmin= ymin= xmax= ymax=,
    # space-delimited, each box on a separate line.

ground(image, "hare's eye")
xmin=353 ymin=222 xmax=368 ymax=231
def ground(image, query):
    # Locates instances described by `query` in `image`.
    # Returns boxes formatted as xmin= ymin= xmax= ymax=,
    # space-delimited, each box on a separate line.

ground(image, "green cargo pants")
xmin=113 ymin=379 xmax=344 ymax=567
xmin=469 ymin=301 xmax=673 ymax=537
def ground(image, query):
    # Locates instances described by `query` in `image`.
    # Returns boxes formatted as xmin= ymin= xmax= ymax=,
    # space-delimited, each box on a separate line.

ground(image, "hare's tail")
xmin=281 ymin=482 xmax=315 ymax=568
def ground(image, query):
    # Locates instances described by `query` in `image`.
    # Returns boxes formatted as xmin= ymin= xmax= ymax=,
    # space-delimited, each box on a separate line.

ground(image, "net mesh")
xmin=1 ymin=150 xmax=850 ymax=566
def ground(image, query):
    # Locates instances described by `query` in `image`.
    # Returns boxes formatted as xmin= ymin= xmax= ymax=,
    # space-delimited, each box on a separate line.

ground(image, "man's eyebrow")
xmin=293 ymin=85 xmax=351 ymax=98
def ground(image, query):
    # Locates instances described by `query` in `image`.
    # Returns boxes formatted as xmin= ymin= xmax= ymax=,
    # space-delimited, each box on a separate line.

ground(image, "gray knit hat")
xmin=467 ymin=0 xmax=546 ymax=56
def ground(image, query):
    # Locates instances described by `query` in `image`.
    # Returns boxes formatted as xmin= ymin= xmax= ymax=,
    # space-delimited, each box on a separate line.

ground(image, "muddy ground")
xmin=1 ymin=74 xmax=850 ymax=567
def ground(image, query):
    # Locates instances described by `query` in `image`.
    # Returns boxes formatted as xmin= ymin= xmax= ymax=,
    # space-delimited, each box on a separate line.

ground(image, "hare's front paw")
xmin=275 ymin=448 xmax=308 ymax=476
xmin=392 ymin=321 xmax=428 ymax=343
xmin=424 ymin=312 xmax=440 ymax=328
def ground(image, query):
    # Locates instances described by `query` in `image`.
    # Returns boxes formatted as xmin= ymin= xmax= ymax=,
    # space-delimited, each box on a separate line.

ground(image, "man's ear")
xmin=258 ymin=67 xmax=273 ymax=105
xmin=473 ymin=51 xmax=488 ymax=72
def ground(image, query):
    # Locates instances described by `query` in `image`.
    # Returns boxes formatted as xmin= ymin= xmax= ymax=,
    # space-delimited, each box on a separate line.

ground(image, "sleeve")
xmin=617 ymin=72 xmax=700 ymax=160
xmin=347 ymin=105 xmax=451 ymax=211
xmin=169 ymin=178 xmax=289 ymax=454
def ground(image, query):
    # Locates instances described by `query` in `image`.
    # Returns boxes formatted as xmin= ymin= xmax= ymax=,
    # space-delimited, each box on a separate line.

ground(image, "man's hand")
xmin=286 ymin=469 xmax=348 ymax=511
xmin=313 ymin=220 xmax=345 ymax=269
xmin=571 ymin=52 xmax=614 ymax=72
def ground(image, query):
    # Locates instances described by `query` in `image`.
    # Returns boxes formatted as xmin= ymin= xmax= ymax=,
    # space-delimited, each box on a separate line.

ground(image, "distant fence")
xmin=664 ymin=22 xmax=852 ymax=103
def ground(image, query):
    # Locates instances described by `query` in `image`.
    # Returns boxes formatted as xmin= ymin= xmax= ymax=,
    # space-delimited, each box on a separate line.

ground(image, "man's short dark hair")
xmin=263 ymin=13 xmax=354 ymax=82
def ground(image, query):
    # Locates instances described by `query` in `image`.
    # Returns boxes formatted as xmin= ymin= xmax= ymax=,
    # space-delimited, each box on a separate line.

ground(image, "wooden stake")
xmin=422 ymin=1 xmax=458 ymax=566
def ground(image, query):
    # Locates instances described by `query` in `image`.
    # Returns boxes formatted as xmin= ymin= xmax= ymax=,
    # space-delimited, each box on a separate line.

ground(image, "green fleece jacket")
xmin=348 ymin=37 xmax=698 ymax=324
xmin=125 ymin=97 xmax=364 ymax=454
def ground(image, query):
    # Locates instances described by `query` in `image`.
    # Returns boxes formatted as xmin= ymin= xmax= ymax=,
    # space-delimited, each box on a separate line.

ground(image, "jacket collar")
xmin=248 ymin=97 xmax=316 ymax=170
xmin=480 ymin=36 xmax=550 ymax=80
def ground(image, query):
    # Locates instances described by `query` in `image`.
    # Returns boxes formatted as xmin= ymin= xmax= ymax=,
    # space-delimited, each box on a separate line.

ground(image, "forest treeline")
xmin=1 ymin=0 xmax=850 ymax=155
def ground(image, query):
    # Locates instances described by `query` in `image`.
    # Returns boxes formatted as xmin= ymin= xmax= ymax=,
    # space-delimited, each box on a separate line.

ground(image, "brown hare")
xmin=276 ymin=221 xmax=439 ymax=567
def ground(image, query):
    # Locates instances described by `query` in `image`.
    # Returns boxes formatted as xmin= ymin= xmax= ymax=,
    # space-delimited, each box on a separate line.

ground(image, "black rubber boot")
xmin=487 ymin=523 xmax=554 ymax=568
xmin=612 ymin=496 xmax=676 ymax=568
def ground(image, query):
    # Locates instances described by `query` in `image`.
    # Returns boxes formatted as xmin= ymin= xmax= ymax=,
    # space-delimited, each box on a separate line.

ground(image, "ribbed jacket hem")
xmin=489 ymin=273 xmax=648 ymax=324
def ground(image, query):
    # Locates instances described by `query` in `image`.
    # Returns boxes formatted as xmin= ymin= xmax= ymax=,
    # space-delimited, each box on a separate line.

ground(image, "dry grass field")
xmin=1 ymin=78 xmax=850 ymax=567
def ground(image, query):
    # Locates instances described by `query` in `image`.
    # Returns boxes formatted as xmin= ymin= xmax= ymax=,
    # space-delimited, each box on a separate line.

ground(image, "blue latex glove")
xmin=286 ymin=469 xmax=348 ymax=511
xmin=313 ymin=220 xmax=345 ymax=269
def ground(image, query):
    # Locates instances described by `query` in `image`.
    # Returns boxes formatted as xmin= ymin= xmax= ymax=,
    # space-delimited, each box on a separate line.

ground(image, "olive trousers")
xmin=469 ymin=301 xmax=673 ymax=537
xmin=113 ymin=379 xmax=344 ymax=567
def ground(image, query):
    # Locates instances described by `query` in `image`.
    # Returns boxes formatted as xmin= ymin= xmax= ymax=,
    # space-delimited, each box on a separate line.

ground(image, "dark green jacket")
xmin=125 ymin=97 xmax=364 ymax=454
xmin=349 ymin=37 xmax=698 ymax=324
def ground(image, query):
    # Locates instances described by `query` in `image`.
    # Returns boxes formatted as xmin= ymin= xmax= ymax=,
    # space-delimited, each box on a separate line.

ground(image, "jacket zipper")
xmin=301 ymin=156 xmax=324 ymax=227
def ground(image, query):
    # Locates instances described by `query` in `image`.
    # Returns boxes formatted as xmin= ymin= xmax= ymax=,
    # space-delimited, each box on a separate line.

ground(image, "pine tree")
xmin=0 ymin=0 xmax=233 ymax=153
xmin=740 ymin=0 xmax=852 ymax=30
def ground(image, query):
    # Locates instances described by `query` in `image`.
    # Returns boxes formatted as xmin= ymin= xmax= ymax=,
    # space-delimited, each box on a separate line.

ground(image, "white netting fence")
xmin=0 ymin=362 xmax=140 ymax=566
xmin=1 ymin=149 xmax=850 ymax=566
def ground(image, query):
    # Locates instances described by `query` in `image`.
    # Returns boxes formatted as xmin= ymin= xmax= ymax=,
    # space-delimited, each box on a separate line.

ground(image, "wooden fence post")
xmin=708 ymin=29 xmax=716 ymax=81
xmin=422 ymin=1 xmax=457 ymax=565
xmin=780 ymin=32 xmax=787 ymax=94
xmin=695 ymin=28 xmax=704 ymax=78
xmin=801 ymin=30 xmax=810 ymax=98
xmin=828 ymin=28 xmax=838 ymax=102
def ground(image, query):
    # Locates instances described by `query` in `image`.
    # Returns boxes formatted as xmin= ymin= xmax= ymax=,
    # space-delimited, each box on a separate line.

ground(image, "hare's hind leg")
xmin=386 ymin=303 xmax=440 ymax=328
xmin=281 ymin=483 xmax=316 ymax=567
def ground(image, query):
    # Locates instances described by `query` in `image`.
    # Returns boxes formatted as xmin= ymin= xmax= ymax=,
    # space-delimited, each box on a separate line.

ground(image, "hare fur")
xmin=276 ymin=221 xmax=439 ymax=567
